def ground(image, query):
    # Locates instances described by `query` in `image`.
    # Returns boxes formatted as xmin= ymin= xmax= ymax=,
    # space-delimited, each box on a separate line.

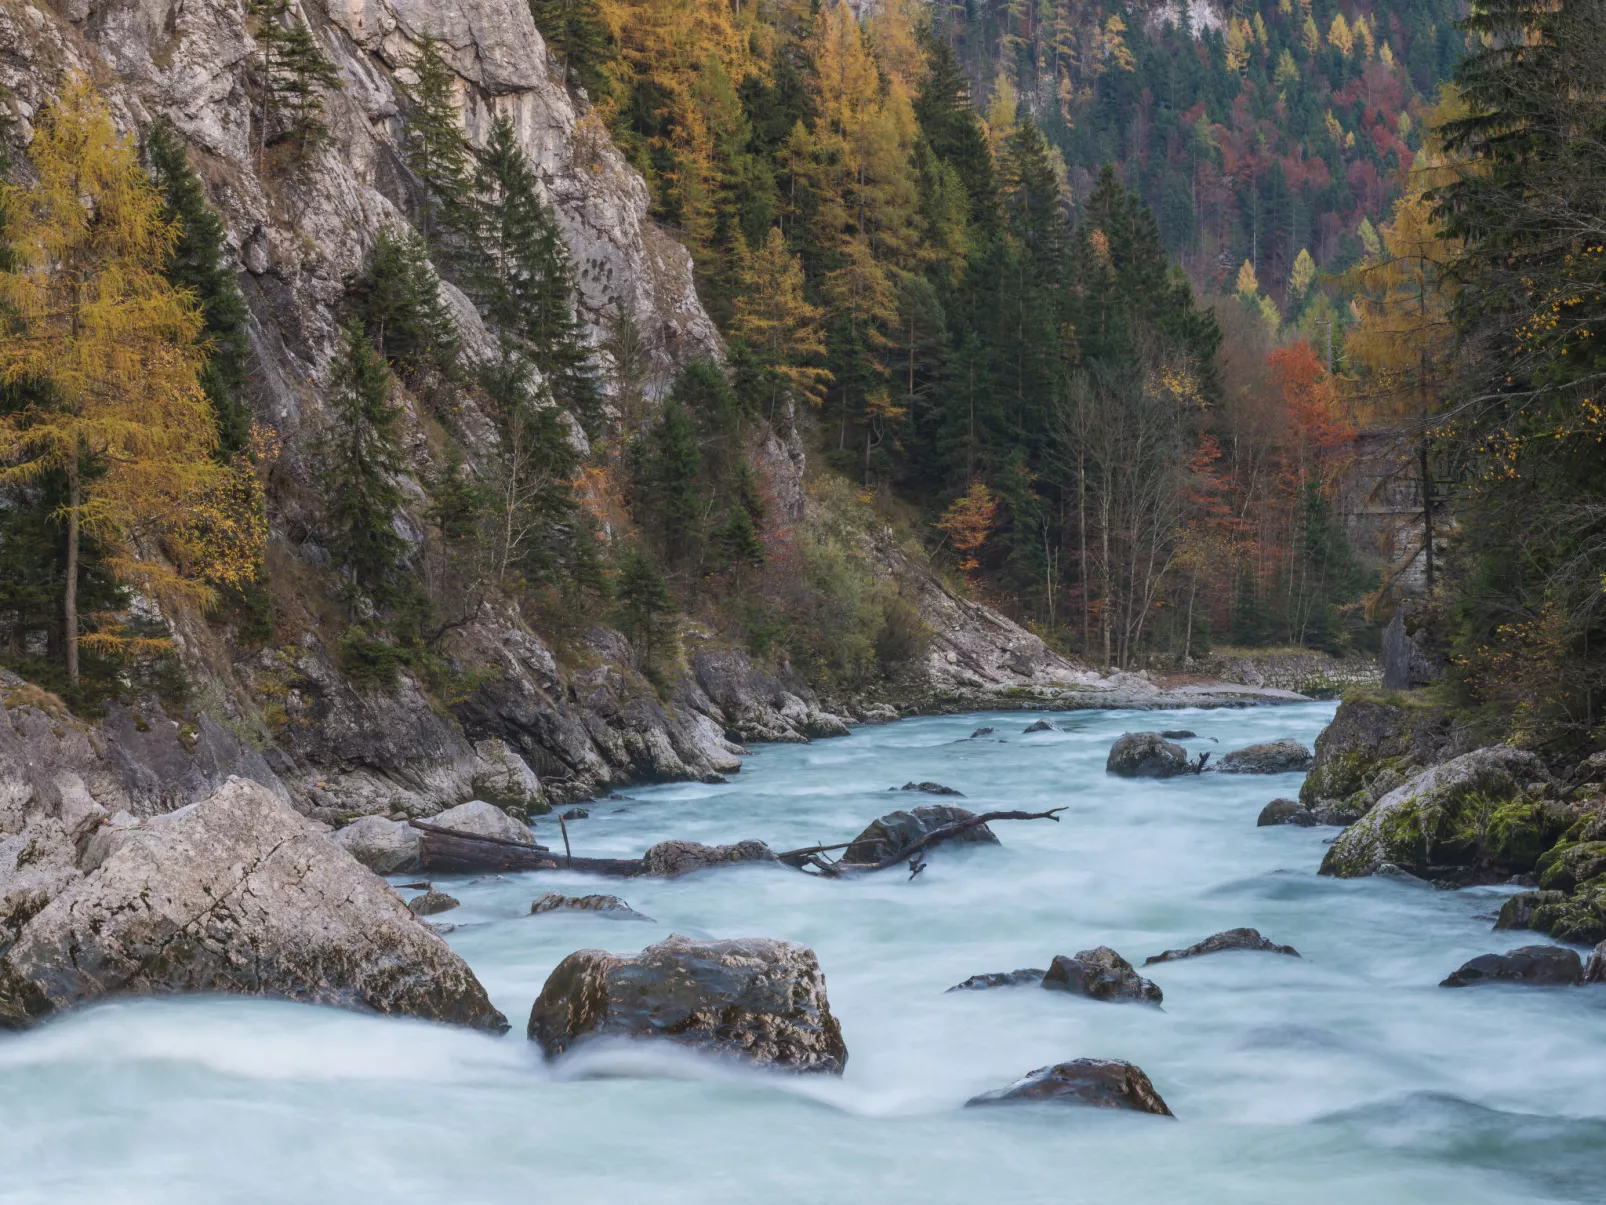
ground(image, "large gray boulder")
xmin=638 ymin=839 xmax=776 ymax=878
xmin=0 ymin=778 xmax=508 ymax=1032
xmin=1042 ymin=946 xmax=1163 ymax=1004
xmin=1299 ymin=695 xmax=1460 ymax=816
xmin=1320 ymin=747 xmax=1557 ymax=880
xmin=334 ymin=815 xmax=423 ymax=874
xmin=1106 ymin=733 xmax=1190 ymax=778
xmin=430 ymin=800 xmax=536 ymax=845
xmin=966 ymin=1060 xmax=1174 ymax=1115
xmin=527 ymin=934 xmax=847 ymax=1073
xmin=841 ymin=804 xmax=998 ymax=865
xmin=1214 ymin=739 xmax=1314 ymax=774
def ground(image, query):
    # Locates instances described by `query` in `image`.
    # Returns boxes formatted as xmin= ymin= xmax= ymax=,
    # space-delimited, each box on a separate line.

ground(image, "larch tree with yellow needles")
xmin=0 ymin=75 xmax=232 ymax=684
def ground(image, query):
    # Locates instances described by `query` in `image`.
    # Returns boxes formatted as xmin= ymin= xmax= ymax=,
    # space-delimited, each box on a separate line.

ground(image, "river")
xmin=3 ymin=702 xmax=1604 ymax=1203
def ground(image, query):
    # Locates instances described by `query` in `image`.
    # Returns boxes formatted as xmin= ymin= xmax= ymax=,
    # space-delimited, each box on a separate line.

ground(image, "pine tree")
xmin=249 ymin=0 xmax=343 ymax=160
xmin=399 ymin=37 xmax=473 ymax=247
xmin=146 ymin=121 xmax=253 ymax=456
xmin=322 ymin=322 xmax=408 ymax=603
xmin=0 ymin=75 xmax=231 ymax=685
xmin=348 ymin=231 xmax=460 ymax=383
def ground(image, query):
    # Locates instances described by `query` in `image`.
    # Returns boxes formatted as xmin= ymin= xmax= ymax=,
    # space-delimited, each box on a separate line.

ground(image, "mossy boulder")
xmin=1530 ymin=878 xmax=1606 ymax=946
xmin=1537 ymin=841 xmax=1606 ymax=894
xmin=1299 ymin=694 xmax=1458 ymax=816
xmin=1319 ymin=747 xmax=1559 ymax=880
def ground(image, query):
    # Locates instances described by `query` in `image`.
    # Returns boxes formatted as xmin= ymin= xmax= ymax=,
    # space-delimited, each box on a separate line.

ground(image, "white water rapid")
xmin=3 ymin=702 xmax=1604 ymax=1203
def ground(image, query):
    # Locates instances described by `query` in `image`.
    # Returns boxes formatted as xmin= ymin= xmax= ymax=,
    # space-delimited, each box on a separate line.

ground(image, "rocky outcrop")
xmin=0 ymin=778 xmax=507 ymax=1032
xmin=1382 ymin=609 xmax=1439 ymax=691
xmin=334 ymin=814 xmax=424 ymax=874
xmin=946 ymin=969 xmax=1046 ymax=991
xmin=1439 ymin=946 xmax=1583 ymax=987
xmin=428 ymin=800 xmax=535 ymax=845
xmin=1042 ymin=947 xmax=1163 ymax=1005
xmin=526 ymin=935 xmax=847 ymax=1072
xmin=1106 ymin=733 xmax=1190 ymax=778
xmin=1213 ymin=740 xmax=1313 ymax=774
xmin=1588 ymin=940 xmax=1606 ymax=984
xmin=531 ymin=892 xmax=653 ymax=921
xmin=1298 ymin=694 xmax=1462 ymax=819
xmin=966 ymin=1060 xmax=1174 ymax=1115
xmin=1319 ymin=747 xmax=1561 ymax=881
xmin=1143 ymin=928 xmax=1299 ymax=964
xmin=638 ymin=838 xmax=776 ymax=878
xmin=841 ymin=804 xmax=999 ymax=865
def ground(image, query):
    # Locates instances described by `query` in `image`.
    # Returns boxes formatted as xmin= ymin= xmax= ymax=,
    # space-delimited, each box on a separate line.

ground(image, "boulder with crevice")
xmin=966 ymin=1060 xmax=1173 ymax=1115
xmin=1042 ymin=947 xmax=1163 ymax=1004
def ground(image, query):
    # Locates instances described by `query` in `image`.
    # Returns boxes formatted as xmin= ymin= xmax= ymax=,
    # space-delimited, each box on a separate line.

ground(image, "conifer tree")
xmin=528 ymin=0 xmax=615 ymax=98
xmin=348 ymin=231 xmax=460 ymax=383
xmin=729 ymin=227 xmax=830 ymax=412
xmin=711 ymin=501 xmax=764 ymax=580
xmin=146 ymin=121 xmax=253 ymax=456
xmin=322 ymin=322 xmax=408 ymax=603
xmin=399 ymin=37 xmax=473 ymax=247
xmin=644 ymin=399 xmax=703 ymax=567
xmin=0 ymin=76 xmax=229 ymax=685
xmin=617 ymin=546 xmax=673 ymax=661
xmin=249 ymin=0 xmax=343 ymax=160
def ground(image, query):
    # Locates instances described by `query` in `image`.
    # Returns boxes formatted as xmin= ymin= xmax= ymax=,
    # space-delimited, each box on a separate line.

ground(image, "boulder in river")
xmin=1022 ymin=719 xmax=1060 ymax=734
xmin=1494 ymin=890 xmax=1569 ymax=932
xmin=526 ymin=934 xmax=847 ymax=1073
xmin=1588 ymin=940 xmax=1605 ymax=984
xmin=1144 ymin=928 xmax=1300 ymax=964
xmin=947 ymin=968 xmax=1046 ymax=991
xmin=0 ymin=778 xmax=508 ymax=1032
xmin=895 ymin=781 xmax=964 ymax=797
xmin=841 ymin=804 xmax=999 ymax=865
xmin=970 ymin=727 xmax=996 ymax=738
xmin=1105 ymin=733 xmax=1190 ymax=779
xmin=638 ymin=839 xmax=776 ymax=878
xmin=965 ymin=1059 xmax=1173 ymax=1115
xmin=1160 ymin=730 xmax=1196 ymax=740
xmin=408 ymin=889 xmax=460 ymax=916
xmin=430 ymin=800 xmax=536 ymax=845
xmin=1213 ymin=740 xmax=1314 ymax=774
xmin=1042 ymin=946 xmax=1163 ymax=1004
xmin=1257 ymin=798 xmax=1319 ymax=827
xmin=531 ymin=893 xmax=654 ymax=922
xmin=1440 ymin=945 xmax=1583 ymax=987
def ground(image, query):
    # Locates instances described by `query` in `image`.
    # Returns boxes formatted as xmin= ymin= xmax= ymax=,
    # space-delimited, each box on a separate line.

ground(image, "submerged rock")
xmin=1214 ymin=740 xmax=1314 ymax=774
xmin=526 ymin=934 xmax=846 ymax=1073
xmin=1042 ymin=947 xmax=1162 ymax=1004
xmin=1258 ymin=798 xmax=1319 ymax=827
xmin=841 ymin=804 xmax=999 ymax=865
xmin=638 ymin=839 xmax=776 ymax=878
xmin=1440 ymin=945 xmax=1583 ymax=987
xmin=531 ymin=893 xmax=654 ymax=922
xmin=966 ymin=1059 xmax=1173 ymax=1116
xmin=1022 ymin=719 xmax=1060 ymax=734
xmin=946 ymin=968 xmax=1046 ymax=991
xmin=895 ymin=782 xmax=964 ymax=797
xmin=0 ymin=778 xmax=508 ymax=1032
xmin=970 ymin=727 xmax=996 ymax=738
xmin=408 ymin=889 xmax=460 ymax=916
xmin=1106 ymin=733 xmax=1190 ymax=779
xmin=1144 ymin=928 xmax=1300 ymax=964
xmin=561 ymin=808 xmax=591 ymax=821
xmin=1160 ymin=730 xmax=1196 ymax=740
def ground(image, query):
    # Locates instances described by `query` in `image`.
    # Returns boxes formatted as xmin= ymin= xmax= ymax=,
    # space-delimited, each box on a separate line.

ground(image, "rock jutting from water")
xmin=1105 ymin=733 xmax=1190 ymax=778
xmin=965 ymin=1059 xmax=1174 ymax=1115
xmin=531 ymin=893 xmax=655 ymax=922
xmin=970 ymin=727 xmax=996 ymax=738
xmin=1258 ymin=798 xmax=1320 ymax=826
xmin=1212 ymin=740 xmax=1315 ymax=774
xmin=0 ymin=778 xmax=508 ymax=1032
xmin=840 ymin=804 xmax=1000 ymax=865
xmin=408 ymin=889 xmax=460 ymax=916
xmin=1160 ymin=730 xmax=1196 ymax=740
xmin=1439 ymin=946 xmax=1583 ymax=987
xmin=946 ymin=969 xmax=1047 ymax=991
xmin=637 ymin=839 xmax=777 ymax=878
xmin=893 ymin=782 xmax=965 ymax=797
xmin=1022 ymin=719 xmax=1061 ymax=734
xmin=1143 ymin=928 xmax=1300 ymax=964
xmin=1042 ymin=947 xmax=1163 ymax=1004
xmin=526 ymin=935 xmax=847 ymax=1073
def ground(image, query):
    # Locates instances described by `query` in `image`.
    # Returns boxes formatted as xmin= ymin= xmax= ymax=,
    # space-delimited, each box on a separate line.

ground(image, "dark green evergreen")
xmin=348 ymin=230 xmax=460 ymax=384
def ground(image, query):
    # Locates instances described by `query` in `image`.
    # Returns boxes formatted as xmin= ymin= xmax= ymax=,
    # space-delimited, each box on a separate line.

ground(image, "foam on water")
xmin=3 ymin=703 xmax=1604 ymax=1204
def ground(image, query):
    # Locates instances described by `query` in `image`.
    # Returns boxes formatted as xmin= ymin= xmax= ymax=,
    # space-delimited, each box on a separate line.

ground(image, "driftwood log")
xmin=777 ymin=808 xmax=1067 ymax=877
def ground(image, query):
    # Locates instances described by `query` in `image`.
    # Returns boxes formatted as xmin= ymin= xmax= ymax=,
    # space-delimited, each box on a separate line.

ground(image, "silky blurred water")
xmin=3 ymin=702 xmax=1604 ymax=1204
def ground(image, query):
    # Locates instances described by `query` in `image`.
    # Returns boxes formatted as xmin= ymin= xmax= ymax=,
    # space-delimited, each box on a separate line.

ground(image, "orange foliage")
xmin=936 ymin=480 xmax=998 ymax=577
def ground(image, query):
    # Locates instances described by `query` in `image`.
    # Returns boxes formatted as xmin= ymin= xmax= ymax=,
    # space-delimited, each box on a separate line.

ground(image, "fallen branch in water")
xmin=777 ymin=807 xmax=1068 ymax=875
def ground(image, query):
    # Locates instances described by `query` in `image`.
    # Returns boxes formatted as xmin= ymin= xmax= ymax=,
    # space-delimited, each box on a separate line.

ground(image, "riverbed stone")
xmin=1143 ymin=928 xmax=1300 ymax=964
xmin=1160 ymin=730 xmax=1196 ymax=740
xmin=638 ymin=839 xmax=776 ymax=878
xmin=1439 ymin=945 xmax=1583 ymax=987
xmin=946 ymin=968 xmax=1046 ymax=991
xmin=896 ymin=782 xmax=964 ymax=797
xmin=0 ymin=778 xmax=508 ymax=1032
xmin=429 ymin=800 xmax=537 ymax=845
xmin=408 ymin=889 xmax=460 ymax=916
xmin=841 ymin=804 xmax=999 ymax=865
xmin=1587 ymin=940 xmax=1606 ymax=984
xmin=970 ymin=727 xmax=996 ymax=738
xmin=965 ymin=1059 xmax=1173 ymax=1115
xmin=1022 ymin=719 xmax=1060 ymax=733
xmin=334 ymin=815 xmax=423 ymax=874
xmin=1042 ymin=947 xmax=1162 ymax=1004
xmin=1106 ymin=733 xmax=1190 ymax=779
xmin=526 ymin=934 xmax=847 ymax=1073
xmin=531 ymin=893 xmax=654 ymax=921
xmin=1258 ymin=798 xmax=1319 ymax=826
xmin=1214 ymin=739 xmax=1314 ymax=774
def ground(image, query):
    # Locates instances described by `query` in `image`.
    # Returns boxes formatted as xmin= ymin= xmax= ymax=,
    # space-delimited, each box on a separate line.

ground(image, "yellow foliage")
xmin=1301 ymin=14 xmax=1321 ymax=53
xmin=1289 ymin=247 xmax=1317 ymax=303
xmin=729 ymin=227 xmax=832 ymax=406
xmin=1235 ymin=259 xmax=1259 ymax=300
xmin=1328 ymin=12 xmax=1353 ymax=56
xmin=987 ymin=71 xmax=1017 ymax=151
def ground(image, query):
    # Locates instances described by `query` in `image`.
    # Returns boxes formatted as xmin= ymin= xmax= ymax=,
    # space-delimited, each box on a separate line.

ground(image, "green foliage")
xmin=336 ymin=627 xmax=409 ymax=687
xmin=348 ymin=230 xmax=460 ymax=384
xmin=639 ymin=398 xmax=703 ymax=568
xmin=528 ymin=0 xmax=615 ymax=98
xmin=146 ymin=122 xmax=252 ymax=456
xmin=399 ymin=37 xmax=474 ymax=248
xmin=250 ymin=0 xmax=343 ymax=155
xmin=616 ymin=546 xmax=674 ymax=662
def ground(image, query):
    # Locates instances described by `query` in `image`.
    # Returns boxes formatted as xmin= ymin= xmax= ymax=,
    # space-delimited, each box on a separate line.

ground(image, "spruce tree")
xmin=250 ymin=0 xmax=343 ymax=159
xmin=323 ymin=322 xmax=408 ymax=603
xmin=645 ymin=399 xmax=703 ymax=568
xmin=146 ymin=121 xmax=252 ymax=456
xmin=399 ymin=37 xmax=473 ymax=247
xmin=348 ymin=231 xmax=460 ymax=383
xmin=527 ymin=0 xmax=614 ymax=98
xmin=617 ymin=546 xmax=673 ymax=662
xmin=711 ymin=502 xmax=764 ymax=580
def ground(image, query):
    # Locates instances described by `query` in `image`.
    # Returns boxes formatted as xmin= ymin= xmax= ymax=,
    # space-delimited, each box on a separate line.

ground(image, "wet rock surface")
xmin=638 ymin=839 xmax=777 ymax=878
xmin=1022 ymin=719 xmax=1061 ymax=734
xmin=526 ymin=935 xmax=847 ymax=1073
xmin=895 ymin=782 xmax=964 ymax=796
xmin=1160 ymin=730 xmax=1196 ymax=740
xmin=408 ymin=890 xmax=460 ymax=916
xmin=531 ymin=893 xmax=654 ymax=921
xmin=1213 ymin=740 xmax=1314 ymax=774
xmin=946 ymin=969 xmax=1046 ymax=991
xmin=1106 ymin=733 xmax=1190 ymax=779
xmin=1144 ymin=928 xmax=1300 ymax=964
xmin=841 ymin=805 xmax=999 ymax=865
xmin=1440 ymin=946 xmax=1583 ymax=987
xmin=1258 ymin=798 xmax=1320 ymax=827
xmin=1042 ymin=947 xmax=1163 ymax=1004
xmin=966 ymin=1059 xmax=1174 ymax=1115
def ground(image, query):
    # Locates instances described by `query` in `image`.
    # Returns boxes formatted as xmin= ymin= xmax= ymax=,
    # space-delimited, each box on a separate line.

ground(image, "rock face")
xmin=1298 ymin=694 xmax=1461 ymax=820
xmin=1042 ymin=947 xmax=1163 ymax=1005
xmin=1320 ymin=747 xmax=1559 ymax=881
xmin=1258 ymin=798 xmax=1320 ymax=827
xmin=946 ymin=969 xmax=1046 ymax=991
xmin=531 ymin=893 xmax=654 ymax=921
xmin=638 ymin=839 xmax=776 ymax=878
xmin=1382 ymin=609 xmax=1440 ymax=691
xmin=966 ymin=1060 xmax=1174 ymax=1116
xmin=526 ymin=935 xmax=847 ymax=1073
xmin=1213 ymin=740 xmax=1314 ymax=774
xmin=1106 ymin=733 xmax=1190 ymax=778
xmin=0 ymin=779 xmax=507 ymax=1032
xmin=428 ymin=800 xmax=536 ymax=845
xmin=840 ymin=804 xmax=999 ymax=865
xmin=1440 ymin=946 xmax=1583 ymax=987
xmin=1143 ymin=928 xmax=1300 ymax=964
